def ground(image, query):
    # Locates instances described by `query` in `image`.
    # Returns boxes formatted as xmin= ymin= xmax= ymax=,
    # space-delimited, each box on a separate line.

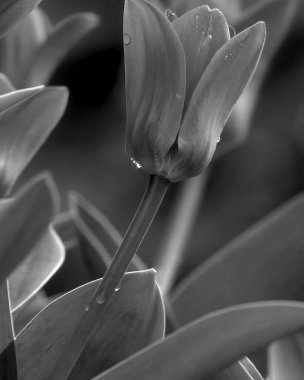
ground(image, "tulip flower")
xmin=124 ymin=0 xmax=265 ymax=181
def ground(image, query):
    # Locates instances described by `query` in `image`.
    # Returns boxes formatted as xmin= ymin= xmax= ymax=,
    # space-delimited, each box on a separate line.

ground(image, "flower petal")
xmin=124 ymin=0 xmax=186 ymax=174
xmin=173 ymin=6 xmax=229 ymax=110
xmin=168 ymin=22 xmax=265 ymax=181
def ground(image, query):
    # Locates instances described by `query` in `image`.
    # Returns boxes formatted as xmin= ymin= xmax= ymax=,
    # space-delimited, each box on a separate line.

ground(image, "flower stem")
xmin=48 ymin=174 xmax=169 ymax=380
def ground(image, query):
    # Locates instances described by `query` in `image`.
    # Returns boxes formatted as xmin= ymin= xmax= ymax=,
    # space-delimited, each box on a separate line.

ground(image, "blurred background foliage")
xmin=18 ymin=0 xmax=304 ymax=287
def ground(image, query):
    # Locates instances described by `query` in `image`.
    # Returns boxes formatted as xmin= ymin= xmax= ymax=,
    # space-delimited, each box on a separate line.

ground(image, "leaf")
xmin=172 ymin=193 xmax=304 ymax=325
xmin=0 ymin=73 xmax=15 ymax=95
xmin=16 ymin=269 xmax=165 ymax=380
xmin=0 ymin=7 xmax=51 ymax=87
xmin=173 ymin=5 xmax=229 ymax=109
xmin=69 ymin=192 xmax=145 ymax=275
xmin=9 ymin=227 xmax=65 ymax=312
xmin=0 ymin=0 xmax=41 ymax=38
xmin=0 ymin=281 xmax=18 ymax=379
xmin=0 ymin=173 xmax=59 ymax=284
xmin=93 ymin=301 xmax=304 ymax=380
xmin=24 ymin=12 xmax=100 ymax=86
xmin=0 ymin=86 xmax=68 ymax=195
xmin=268 ymin=335 xmax=304 ymax=380
xmin=124 ymin=0 xmax=186 ymax=173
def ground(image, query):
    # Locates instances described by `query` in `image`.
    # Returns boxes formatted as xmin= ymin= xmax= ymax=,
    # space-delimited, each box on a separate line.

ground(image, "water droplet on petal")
xmin=207 ymin=34 xmax=213 ymax=41
xmin=96 ymin=293 xmax=105 ymax=304
xmin=217 ymin=136 xmax=221 ymax=143
xmin=224 ymin=54 xmax=229 ymax=61
xmin=165 ymin=9 xmax=177 ymax=22
xmin=85 ymin=305 xmax=90 ymax=312
xmin=194 ymin=13 xmax=200 ymax=20
xmin=115 ymin=286 xmax=120 ymax=292
xmin=123 ymin=33 xmax=131 ymax=46
xmin=131 ymin=157 xmax=142 ymax=169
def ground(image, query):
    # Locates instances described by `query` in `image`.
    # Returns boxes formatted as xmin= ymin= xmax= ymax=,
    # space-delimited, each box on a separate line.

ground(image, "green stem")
xmin=49 ymin=175 xmax=169 ymax=380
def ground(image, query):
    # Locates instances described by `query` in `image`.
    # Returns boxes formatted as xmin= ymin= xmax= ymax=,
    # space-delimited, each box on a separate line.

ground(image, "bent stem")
xmin=48 ymin=174 xmax=169 ymax=380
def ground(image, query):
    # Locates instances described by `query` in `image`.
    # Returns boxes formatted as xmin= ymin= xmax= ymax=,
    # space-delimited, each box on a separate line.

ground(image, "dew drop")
xmin=217 ymin=136 xmax=221 ymax=143
xmin=85 ymin=305 xmax=90 ymax=312
xmin=115 ymin=286 xmax=120 ymax=292
xmin=206 ymin=34 xmax=213 ymax=41
xmin=224 ymin=54 xmax=229 ymax=61
xmin=194 ymin=13 xmax=200 ymax=20
xmin=165 ymin=9 xmax=177 ymax=22
xmin=131 ymin=157 xmax=142 ymax=169
xmin=96 ymin=293 xmax=105 ymax=304
xmin=123 ymin=33 xmax=131 ymax=46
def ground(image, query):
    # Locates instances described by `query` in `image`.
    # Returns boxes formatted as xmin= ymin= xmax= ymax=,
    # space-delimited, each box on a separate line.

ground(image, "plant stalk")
xmin=48 ymin=174 xmax=169 ymax=380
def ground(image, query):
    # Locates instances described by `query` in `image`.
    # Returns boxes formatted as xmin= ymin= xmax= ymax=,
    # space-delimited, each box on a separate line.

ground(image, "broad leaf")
xmin=93 ymin=301 xmax=304 ymax=380
xmin=16 ymin=270 xmax=165 ymax=380
xmin=0 ymin=0 xmax=41 ymax=38
xmin=172 ymin=193 xmax=304 ymax=325
xmin=0 ymin=86 xmax=68 ymax=195
xmin=0 ymin=173 xmax=59 ymax=284
xmin=9 ymin=227 xmax=65 ymax=312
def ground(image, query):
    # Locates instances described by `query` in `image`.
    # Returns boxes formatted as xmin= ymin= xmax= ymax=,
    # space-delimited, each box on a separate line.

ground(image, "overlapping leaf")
xmin=16 ymin=270 xmax=165 ymax=380
xmin=0 ymin=86 xmax=68 ymax=195
xmin=93 ymin=301 xmax=304 ymax=380
xmin=0 ymin=0 xmax=41 ymax=38
xmin=9 ymin=227 xmax=65 ymax=312
xmin=172 ymin=193 xmax=304 ymax=325
xmin=0 ymin=173 xmax=59 ymax=284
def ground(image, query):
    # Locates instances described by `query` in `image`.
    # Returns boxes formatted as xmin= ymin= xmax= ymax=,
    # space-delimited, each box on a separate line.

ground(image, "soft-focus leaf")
xmin=172 ymin=193 xmax=304 ymax=325
xmin=0 ymin=73 xmax=15 ymax=95
xmin=215 ymin=358 xmax=263 ymax=379
xmin=24 ymin=12 xmax=99 ymax=86
xmin=0 ymin=281 xmax=17 ymax=379
xmin=173 ymin=5 xmax=229 ymax=109
xmin=69 ymin=192 xmax=145 ymax=274
xmin=16 ymin=270 xmax=165 ymax=380
xmin=9 ymin=227 xmax=65 ymax=312
xmin=0 ymin=0 xmax=41 ymax=38
xmin=0 ymin=86 xmax=68 ymax=195
xmin=268 ymin=335 xmax=304 ymax=380
xmin=0 ymin=173 xmax=59 ymax=284
xmin=93 ymin=301 xmax=304 ymax=380
xmin=0 ymin=7 xmax=50 ymax=87
xmin=124 ymin=0 xmax=186 ymax=173
xmin=177 ymin=22 xmax=265 ymax=177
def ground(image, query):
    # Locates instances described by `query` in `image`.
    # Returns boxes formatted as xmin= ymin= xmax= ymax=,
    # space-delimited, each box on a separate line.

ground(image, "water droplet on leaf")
xmin=165 ymin=9 xmax=177 ymax=22
xmin=96 ymin=293 xmax=105 ymax=304
xmin=131 ymin=157 xmax=142 ymax=169
xmin=217 ymin=136 xmax=221 ymax=143
xmin=123 ymin=33 xmax=131 ymax=46
xmin=85 ymin=305 xmax=90 ymax=312
xmin=115 ymin=286 xmax=120 ymax=292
